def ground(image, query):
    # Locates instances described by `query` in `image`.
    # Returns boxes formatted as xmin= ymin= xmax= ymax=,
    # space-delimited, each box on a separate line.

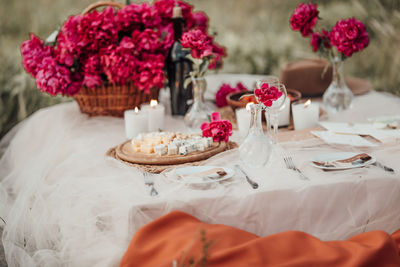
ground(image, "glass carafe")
xmin=239 ymin=104 xmax=273 ymax=168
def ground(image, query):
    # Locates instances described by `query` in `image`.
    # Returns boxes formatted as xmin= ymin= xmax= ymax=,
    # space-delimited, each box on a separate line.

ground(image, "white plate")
xmin=171 ymin=166 xmax=234 ymax=184
xmin=310 ymin=152 xmax=376 ymax=170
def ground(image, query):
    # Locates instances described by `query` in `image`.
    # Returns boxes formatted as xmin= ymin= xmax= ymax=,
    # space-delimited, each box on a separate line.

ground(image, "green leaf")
xmin=184 ymin=77 xmax=192 ymax=89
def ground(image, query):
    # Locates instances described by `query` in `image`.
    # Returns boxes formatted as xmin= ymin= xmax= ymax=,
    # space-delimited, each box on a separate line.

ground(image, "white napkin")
xmin=311 ymin=131 xmax=377 ymax=147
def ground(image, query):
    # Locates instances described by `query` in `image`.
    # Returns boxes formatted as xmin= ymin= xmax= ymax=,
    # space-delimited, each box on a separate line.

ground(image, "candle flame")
xmin=304 ymin=99 xmax=311 ymax=108
xmin=134 ymin=107 xmax=139 ymax=113
xmin=245 ymin=102 xmax=254 ymax=111
xmin=150 ymin=99 xmax=158 ymax=108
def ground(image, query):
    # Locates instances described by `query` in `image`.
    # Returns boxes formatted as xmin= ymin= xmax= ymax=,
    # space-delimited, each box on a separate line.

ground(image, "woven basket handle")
xmin=81 ymin=1 xmax=125 ymax=15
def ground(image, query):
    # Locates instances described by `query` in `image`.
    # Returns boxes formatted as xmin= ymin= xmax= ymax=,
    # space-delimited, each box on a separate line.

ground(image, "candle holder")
xmin=292 ymin=99 xmax=319 ymax=130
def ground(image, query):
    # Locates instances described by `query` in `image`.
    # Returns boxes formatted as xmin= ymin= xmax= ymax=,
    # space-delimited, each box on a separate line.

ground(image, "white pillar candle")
xmin=277 ymin=97 xmax=291 ymax=127
xmin=141 ymin=100 xmax=165 ymax=132
xmin=292 ymin=99 xmax=319 ymax=130
xmin=235 ymin=103 xmax=253 ymax=137
xmin=124 ymin=107 xmax=148 ymax=139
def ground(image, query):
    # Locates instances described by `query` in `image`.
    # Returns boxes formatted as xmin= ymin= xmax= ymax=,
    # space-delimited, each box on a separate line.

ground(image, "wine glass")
xmin=255 ymin=80 xmax=287 ymax=144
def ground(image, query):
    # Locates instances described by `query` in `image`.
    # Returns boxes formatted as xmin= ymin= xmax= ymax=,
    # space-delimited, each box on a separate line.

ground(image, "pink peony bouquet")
xmin=181 ymin=29 xmax=226 ymax=79
xmin=290 ymin=3 xmax=369 ymax=59
xmin=215 ymin=82 xmax=248 ymax=107
xmin=20 ymin=0 xmax=222 ymax=96
xmin=201 ymin=112 xmax=232 ymax=142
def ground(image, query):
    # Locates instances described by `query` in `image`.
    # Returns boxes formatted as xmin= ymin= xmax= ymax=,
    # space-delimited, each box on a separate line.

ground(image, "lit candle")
xmin=291 ymin=99 xmax=319 ymax=130
xmin=277 ymin=97 xmax=291 ymax=127
xmin=124 ymin=107 xmax=148 ymax=139
xmin=235 ymin=102 xmax=254 ymax=137
xmin=141 ymin=99 xmax=165 ymax=132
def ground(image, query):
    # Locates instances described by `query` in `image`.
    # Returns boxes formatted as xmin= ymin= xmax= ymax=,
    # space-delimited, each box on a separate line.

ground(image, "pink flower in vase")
xmin=330 ymin=18 xmax=369 ymax=57
xmin=201 ymin=112 xmax=233 ymax=142
xmin=290 ymin=3 xmax=319 ymax=37
xmin=189 ymin=11 xmax=209 ymax=31
xmin=254 ymin=83 xmax=283 ymax=107
xmin=181 ymin=29 xmax=213 ymax=59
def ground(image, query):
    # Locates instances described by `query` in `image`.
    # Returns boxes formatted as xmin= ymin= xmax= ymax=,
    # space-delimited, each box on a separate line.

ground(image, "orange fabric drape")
xmin=120 ymin=211 xmax=400 ymax=267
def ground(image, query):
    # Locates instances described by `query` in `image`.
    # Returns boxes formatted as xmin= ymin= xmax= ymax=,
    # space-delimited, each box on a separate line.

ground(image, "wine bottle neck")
xmin=173 ymin=18 xmax=184 ymax=41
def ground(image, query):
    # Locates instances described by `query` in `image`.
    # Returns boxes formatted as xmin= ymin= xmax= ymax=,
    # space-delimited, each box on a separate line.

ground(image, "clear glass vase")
xmin=322 ymin=57 xmax=354 ymax=114
xmin=184 ymin=77 xmax=213 ymax=131
xmin=239 ymin=104 xmax=273 ymax=168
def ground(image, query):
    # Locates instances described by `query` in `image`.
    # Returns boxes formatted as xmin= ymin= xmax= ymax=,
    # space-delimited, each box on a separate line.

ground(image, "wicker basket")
xmin=73 ymin=1 xmax=159 ymax=117
xmin=73 ymin=82 xmax=159 ymax=117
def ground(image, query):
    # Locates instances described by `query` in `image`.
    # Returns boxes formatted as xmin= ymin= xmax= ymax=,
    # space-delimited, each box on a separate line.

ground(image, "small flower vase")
xmin=239 ymin=104 xmax=273 ymax=168
xmin=322 ymin=57 xmax=354 ymax=114
xmin=184 ymin=77 xmax=213 ymax=131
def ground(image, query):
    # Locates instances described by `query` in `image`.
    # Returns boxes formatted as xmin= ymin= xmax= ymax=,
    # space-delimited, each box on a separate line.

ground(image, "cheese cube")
xmin=167 ymin=144 xmax=178 ymax=155
xmin=179 ymin=145 xmax=188 ymax=155
xmin=196 ymin=143 xmax=205 ymax=151
xmin=140 ymin=145 xmax=154 ymax=154
xmin=154 ymin=144 xmax=167 ymax=156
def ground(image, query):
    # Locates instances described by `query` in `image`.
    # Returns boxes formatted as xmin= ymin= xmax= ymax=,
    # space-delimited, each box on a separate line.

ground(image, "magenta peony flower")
xmin=131 ymin=29 xmax=163 ymax=53
xmin=208 ymin=42 xmax=226 ymax=70
xmin=134 ymin=54 xmax=165 ymax=93
xmin=216 ymin=84 xmax=237 ymax=107
xmin=189 ymin=11 xmax=208 ymax=31
xmin=290 ymin=3 xmax=319 ymax=37
xmin=35 ymin=57 xmax=81 ymax=96
xmin=82 ymin=55 xmax=103 ymax=88
xmin=56 ymin=15 xmax=82 ymax=66
xmin=310 ymin=29 xmax=331 ymax=52
xmin=116 ymin=3 xmax=161 ymax=31
xmin=330 ymin=18 xmax=369 ymax=57
xmin=254 ymin=83 xmax=283 ymax=107
xmin=21 ymin=34 xmax=53 ymax=77
xmin=77 ymin=7 xmax=119 ymax=52
xmin=201 ymin=112 xmax=232 ymax=142
xmin=181 ymin=29 xmax=213 ymax=59
xmin=101 ymin=39 xmax=138 ymax=85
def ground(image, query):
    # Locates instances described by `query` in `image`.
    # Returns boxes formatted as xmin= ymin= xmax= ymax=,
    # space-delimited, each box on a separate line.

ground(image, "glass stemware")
xmin=255 ymin=80 xmax=288 ymax=144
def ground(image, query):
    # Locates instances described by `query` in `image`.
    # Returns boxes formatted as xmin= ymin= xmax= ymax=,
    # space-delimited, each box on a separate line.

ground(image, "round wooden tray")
xmin=115 ymin=141 xmax=228 ymax=166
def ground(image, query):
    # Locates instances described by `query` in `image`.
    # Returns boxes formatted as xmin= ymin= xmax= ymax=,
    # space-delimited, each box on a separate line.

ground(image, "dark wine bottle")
xmin=166 ymin=5 xmax=193 ymax=115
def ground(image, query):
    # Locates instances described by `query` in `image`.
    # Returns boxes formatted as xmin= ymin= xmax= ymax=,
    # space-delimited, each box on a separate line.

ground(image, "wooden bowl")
xmin=226 ymin=89 xmax=302 ymax=110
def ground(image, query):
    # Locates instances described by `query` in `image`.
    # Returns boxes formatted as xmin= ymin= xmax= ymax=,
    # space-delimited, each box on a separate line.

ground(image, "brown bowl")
xmin=226 ymin=89 xmax=302 ymax=110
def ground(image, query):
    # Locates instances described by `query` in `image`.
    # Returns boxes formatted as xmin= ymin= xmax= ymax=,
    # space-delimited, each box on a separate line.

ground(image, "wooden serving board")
xmin=115 ymin=140 xmax=228 ymax=165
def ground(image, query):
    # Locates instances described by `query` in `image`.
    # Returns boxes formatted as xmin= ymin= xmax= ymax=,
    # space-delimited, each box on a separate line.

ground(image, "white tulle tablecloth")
xmin=1 ymin=87 xmax=400 ymax=267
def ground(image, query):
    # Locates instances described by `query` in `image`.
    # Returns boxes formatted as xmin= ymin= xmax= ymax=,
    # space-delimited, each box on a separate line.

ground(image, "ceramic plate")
xmin=171 ymin=166 xmax=234 ymax=184
xmin=310 ymin=152 xmax=376 ymax=170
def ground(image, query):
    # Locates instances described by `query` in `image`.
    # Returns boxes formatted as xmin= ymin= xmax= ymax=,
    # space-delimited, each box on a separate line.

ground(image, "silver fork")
xmin=284 ymin=155 xmax=310 ymax=181
xmin=143 ymin=172 xmax=159 ymax=196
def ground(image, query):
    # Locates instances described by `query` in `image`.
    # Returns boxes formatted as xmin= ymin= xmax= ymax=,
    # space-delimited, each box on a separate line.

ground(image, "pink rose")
xmin=330 ymin=18 xmax=369 ymax=57
xmin=201 ymin=112 xmax=232 ymax=142
xmin=290 ymin=3 xmax=319 ymax=37
xmin=21 ymin=34 xmax=53 ymax=77
xmin=208 ymin=42 xmax=226 ymax=70
xmin=254 ymin=82 xmax=283 ymax=107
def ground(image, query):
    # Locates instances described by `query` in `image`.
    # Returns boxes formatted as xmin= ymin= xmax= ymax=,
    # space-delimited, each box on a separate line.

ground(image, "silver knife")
xmin=375 ymin=161 xmax=394 ymax=173
xmin=235 ymin=164 xmax=259 ymax=189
